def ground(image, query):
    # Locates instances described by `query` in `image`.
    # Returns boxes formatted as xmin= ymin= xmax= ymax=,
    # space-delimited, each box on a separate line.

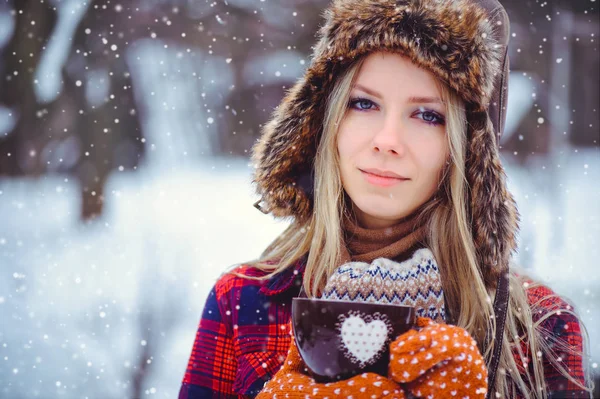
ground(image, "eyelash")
xmin=348 ymin=97 xmax=446 ymax=126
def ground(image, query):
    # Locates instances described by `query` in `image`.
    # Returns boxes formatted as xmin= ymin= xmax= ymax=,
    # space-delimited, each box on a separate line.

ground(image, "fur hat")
xmin=320 ymin=248 xmax=446 ymax=323
xmin=251 ymin=0 xmax=519 ymax=290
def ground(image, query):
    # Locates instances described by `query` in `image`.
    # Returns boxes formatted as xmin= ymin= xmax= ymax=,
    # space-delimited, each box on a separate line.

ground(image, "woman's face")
xmin=337 ymin=52 xmax=450 ymax=229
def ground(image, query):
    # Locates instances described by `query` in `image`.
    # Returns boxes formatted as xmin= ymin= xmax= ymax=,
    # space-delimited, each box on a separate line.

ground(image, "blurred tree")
xmin=59 ymin=0 xmax=144 ymax=220
xmin=0 ymin=0 xmax=144 ymax=220
xmin=0 ymin=0 xmax=57 ymax=176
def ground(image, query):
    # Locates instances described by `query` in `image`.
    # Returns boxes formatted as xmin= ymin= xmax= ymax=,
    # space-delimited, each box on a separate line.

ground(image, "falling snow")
xmin=0 ymin=0 xmax=598 ymax=398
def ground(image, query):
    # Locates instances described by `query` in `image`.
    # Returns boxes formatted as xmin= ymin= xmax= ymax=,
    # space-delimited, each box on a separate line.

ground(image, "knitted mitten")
xmin=257 ymin=318 xmax=487 ymax=398
xmin=256 ymin=327 xmax=406 ymax=399
xmin=389 ymin=317 xmax=489 ymax=398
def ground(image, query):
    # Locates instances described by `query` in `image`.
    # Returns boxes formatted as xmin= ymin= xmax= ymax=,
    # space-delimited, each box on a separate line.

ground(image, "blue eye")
xmin=348 ymin=97 xmax=376 ymax=111
xmin=416 ymin=110 xmax=445 ymax=126
xmin=348 ymin=98 xmax=445 ymax=127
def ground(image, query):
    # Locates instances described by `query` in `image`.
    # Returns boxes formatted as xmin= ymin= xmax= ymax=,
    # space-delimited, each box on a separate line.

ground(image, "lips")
xmin=359 ymin=168 xmax=408 ymax=180
xmin=359 ymin=168 xmax=409 ymax=188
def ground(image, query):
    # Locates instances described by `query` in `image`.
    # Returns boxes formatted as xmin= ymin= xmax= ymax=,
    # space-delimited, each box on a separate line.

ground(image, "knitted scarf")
xmin=339 ymin=209 xmax=427 ymax=266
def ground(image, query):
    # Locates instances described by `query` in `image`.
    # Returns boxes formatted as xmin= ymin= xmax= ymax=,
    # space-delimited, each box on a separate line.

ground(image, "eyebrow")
xmin=353 ymin=83 xmax=444 ymax=104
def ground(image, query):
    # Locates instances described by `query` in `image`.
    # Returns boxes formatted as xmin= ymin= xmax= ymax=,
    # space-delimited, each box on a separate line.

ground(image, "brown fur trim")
xmin=466 ymin=109 xmax=520 ymax=285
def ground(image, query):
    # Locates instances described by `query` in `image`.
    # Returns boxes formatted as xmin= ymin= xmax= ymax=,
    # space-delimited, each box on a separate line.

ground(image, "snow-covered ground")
xmin=0 ymin=158 xmax=289 ymax=398
xmin=0 ymin=149 xmax=598 ymax=398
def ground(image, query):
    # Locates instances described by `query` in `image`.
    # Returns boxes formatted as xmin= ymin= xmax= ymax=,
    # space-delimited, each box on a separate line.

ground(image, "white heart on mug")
xmin=339 ymin=314 xmax=390 ymax=365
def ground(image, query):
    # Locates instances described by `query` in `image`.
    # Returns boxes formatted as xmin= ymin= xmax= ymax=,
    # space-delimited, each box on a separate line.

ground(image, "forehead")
xmin=354 ymin=52 xmax=442 ymax=98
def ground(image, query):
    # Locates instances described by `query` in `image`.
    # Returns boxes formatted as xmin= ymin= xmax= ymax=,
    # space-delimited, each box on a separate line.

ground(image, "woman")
xmin=179 ymin=0 xmax=593 ymax=398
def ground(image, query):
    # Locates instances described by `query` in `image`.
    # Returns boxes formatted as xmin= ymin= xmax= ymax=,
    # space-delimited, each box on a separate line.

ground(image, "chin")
xmin=354 ymin=198 xmax=412 ymax=222
xmin=370 ymin=210 xmax=411 ymax=222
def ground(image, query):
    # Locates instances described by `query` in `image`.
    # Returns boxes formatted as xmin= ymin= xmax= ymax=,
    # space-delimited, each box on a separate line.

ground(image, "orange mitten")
xmin=388 ymin=317 xmax=488 ymax=398
xmin=257 ymin=328 xmax=406 ymax=399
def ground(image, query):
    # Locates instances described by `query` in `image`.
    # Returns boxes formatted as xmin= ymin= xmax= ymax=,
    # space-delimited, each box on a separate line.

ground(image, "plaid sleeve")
xmin=527 ymin=285 xmax=591 ymax=398
xmin=230 ymin=283 xmax=292 ymax=396
xmin=542 ymin=311 xmax=589 ymax=398
xmin=179 ymin=285 xmax=240 ymax=399
xmin=179 ymin=266 xmax=297 ymax=399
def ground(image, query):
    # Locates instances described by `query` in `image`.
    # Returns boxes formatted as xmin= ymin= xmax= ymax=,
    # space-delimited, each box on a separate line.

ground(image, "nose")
xmin=371 ymin=112 xmax=407 ymax=156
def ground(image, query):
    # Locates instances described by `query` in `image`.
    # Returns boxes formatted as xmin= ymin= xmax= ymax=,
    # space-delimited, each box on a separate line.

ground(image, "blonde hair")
xmin=239 ymin=56 xmax=593 ymax=398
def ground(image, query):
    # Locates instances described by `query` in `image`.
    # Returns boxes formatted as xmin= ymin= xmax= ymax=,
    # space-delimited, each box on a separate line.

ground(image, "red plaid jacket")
xmin=178 ymin=259 xmax=589 ymax=399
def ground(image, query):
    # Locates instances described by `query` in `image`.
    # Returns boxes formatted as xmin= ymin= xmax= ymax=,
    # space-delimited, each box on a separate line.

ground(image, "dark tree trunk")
xmin=0 ymin=0 xmax=57 ymax=176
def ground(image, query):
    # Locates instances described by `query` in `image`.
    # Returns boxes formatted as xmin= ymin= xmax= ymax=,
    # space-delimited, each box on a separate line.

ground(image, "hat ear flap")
xmin=466 ymin=110 xmax=520 ymax=288
xmin=251 ymin=74 xmax=325 ymax=221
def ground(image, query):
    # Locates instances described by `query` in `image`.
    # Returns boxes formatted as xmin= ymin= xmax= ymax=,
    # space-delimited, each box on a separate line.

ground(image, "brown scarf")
xmin=338 ymin=210 xmax=428 ymax=267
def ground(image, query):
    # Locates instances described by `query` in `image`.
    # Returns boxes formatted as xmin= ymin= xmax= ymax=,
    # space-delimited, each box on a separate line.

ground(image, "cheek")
xmin=415 ymin=137 xmax=449 ymax=178
xmin=337 ymin=126 xmax=359 ymax=165
xmin=337 ymin=118 xmax=373 ymax=159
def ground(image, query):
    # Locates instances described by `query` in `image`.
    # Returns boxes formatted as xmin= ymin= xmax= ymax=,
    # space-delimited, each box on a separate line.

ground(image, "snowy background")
xmin=0 ymin=1 xmax=598 ymax=398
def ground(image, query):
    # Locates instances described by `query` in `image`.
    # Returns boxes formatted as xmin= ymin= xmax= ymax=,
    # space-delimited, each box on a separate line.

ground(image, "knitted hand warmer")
xmin=321 ymin=248 xmax=446 ymax=322
xmin=257 ymin=318 xmax=488 ymax=398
